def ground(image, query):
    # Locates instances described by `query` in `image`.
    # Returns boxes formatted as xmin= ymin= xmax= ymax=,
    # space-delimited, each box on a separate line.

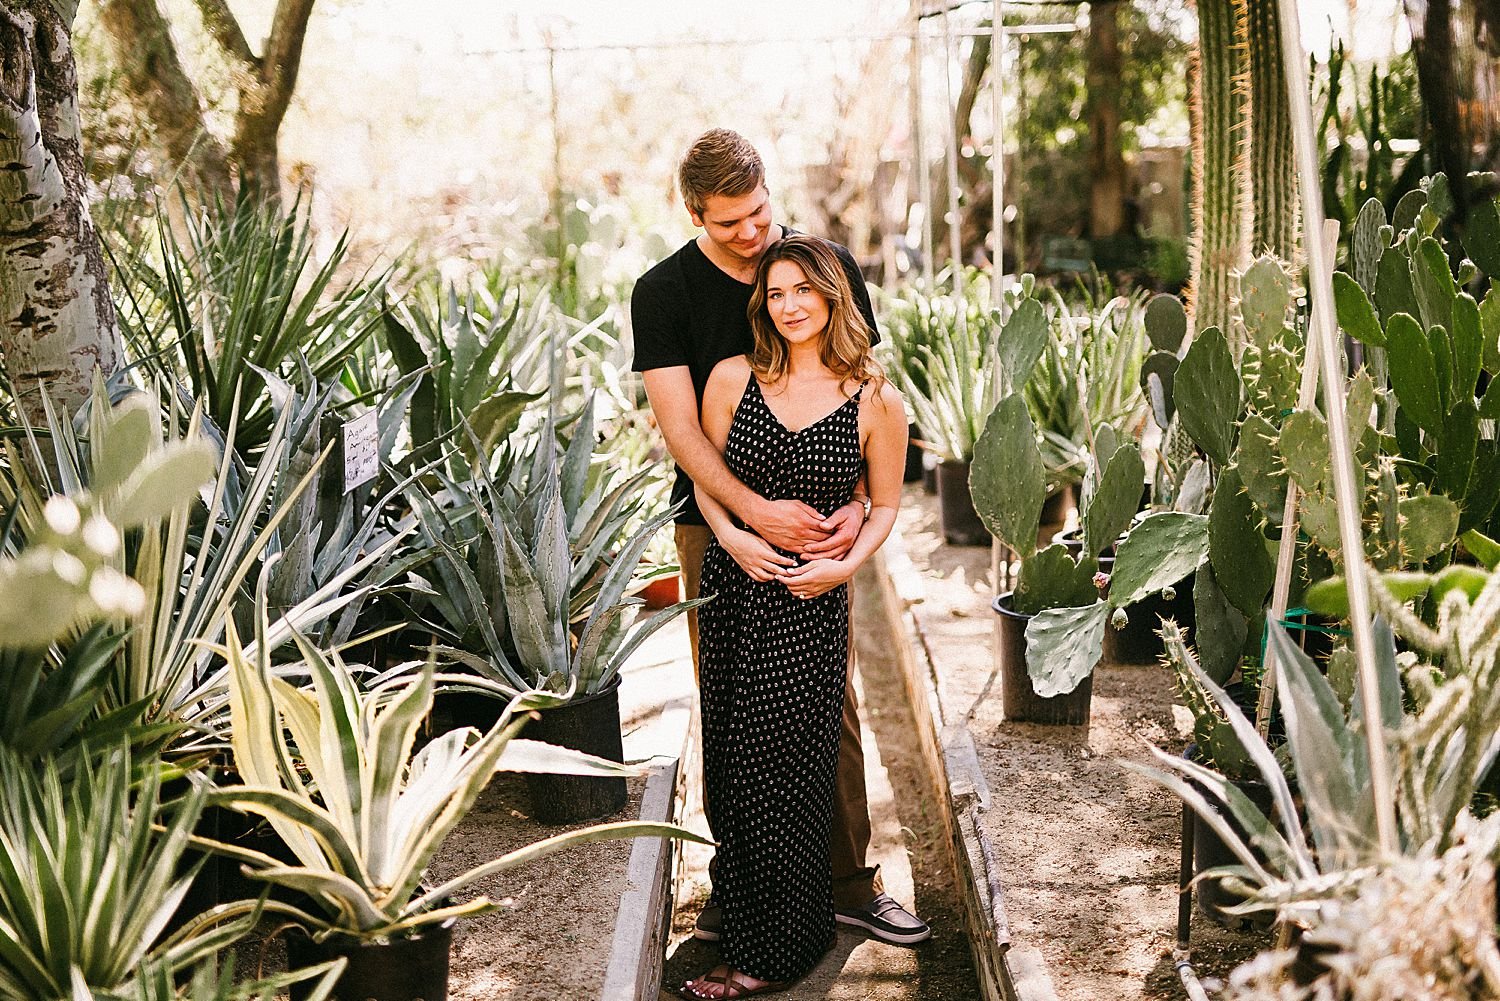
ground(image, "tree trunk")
xmin=227 ymin=0 xmax=316 ymax=199
xmin=94 ymin=0 xmax=318 ymax=201
xmin=931 ymin=31 xmax=992 ymax=262
xmin=94 ymin=0 xmax=233 ymax=199
xmin=1086 ymin=0 xmax=1128 ymax=238
xmin=0 ymin=0 xmax=124 ymax=425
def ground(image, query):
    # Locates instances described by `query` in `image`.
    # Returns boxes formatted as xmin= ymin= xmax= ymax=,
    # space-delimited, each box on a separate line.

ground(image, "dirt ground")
xmin=659 ymin=568 xmax=982 ymax=1000
xmin=894 ymin=484 xmax=1267 ymax=1000
xmin=428 ymin=772 xmax=646 ymax=999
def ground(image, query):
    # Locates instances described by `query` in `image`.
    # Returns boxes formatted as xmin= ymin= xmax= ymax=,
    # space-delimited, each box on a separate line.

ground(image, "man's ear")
xmin=686 ymin=202 xmax=704 ymax=228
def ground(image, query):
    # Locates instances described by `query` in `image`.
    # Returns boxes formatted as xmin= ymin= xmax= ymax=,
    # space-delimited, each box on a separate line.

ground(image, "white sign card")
xmin=342 ymin=410 xmax=380 ymax=492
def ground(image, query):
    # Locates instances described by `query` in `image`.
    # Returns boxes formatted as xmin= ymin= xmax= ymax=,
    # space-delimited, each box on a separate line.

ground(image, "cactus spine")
xmin=1187 ymin=0 xmax=1249 ymax=339
xmin=1242 ymin=0 xmax=1298 ymax=263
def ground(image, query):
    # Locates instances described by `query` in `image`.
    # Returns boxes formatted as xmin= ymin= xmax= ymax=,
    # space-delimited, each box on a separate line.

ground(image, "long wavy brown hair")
xmin=747 ymin=235 xmax=883 ymax=393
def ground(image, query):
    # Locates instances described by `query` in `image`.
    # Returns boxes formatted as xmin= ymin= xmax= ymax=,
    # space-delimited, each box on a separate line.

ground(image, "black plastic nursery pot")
xmin=921 ymin=452 xmax=939 ymax=494
xmin=993 ymin=592 xmax=1093 ymax=725
xmin=286 ymin=920 xmax=454 ymax=1001
xmin=523 ymin=676 xmax=629 ymax=824
xmin=904 ymin=422 xmax=924 ymax=483
xmin=1182 ymin=736 xmax=1276 ymax=929
xmin=937 ymin=459 xmax=990 ymax=546
xmin=1106 ymin=572 xmax=1196 ymax=664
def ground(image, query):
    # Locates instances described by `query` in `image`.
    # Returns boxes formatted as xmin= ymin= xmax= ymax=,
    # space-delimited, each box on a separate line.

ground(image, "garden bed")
xmin=882 ymin=484 xmax=1267 ymax=1000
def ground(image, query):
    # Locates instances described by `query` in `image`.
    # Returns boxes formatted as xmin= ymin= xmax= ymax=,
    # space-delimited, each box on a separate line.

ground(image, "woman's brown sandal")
xmin=678 ymin=966 xmax=789 ymax=999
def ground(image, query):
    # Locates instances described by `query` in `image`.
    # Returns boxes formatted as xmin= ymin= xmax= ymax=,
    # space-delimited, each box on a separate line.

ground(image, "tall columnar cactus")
xmin=1242 ymin=0 xmax=1298 ymax=262
xmin=1187 ymin=0 xmax=1249 ymax=339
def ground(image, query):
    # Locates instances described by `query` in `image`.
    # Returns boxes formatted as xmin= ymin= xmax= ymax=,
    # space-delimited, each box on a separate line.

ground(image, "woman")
xmin=681 ymin=235 xmax=908 ymax=999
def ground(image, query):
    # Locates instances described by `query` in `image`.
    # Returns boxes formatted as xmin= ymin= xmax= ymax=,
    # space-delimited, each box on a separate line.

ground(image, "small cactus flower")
xmin=1161 ymin=585 xmax=1177 ymax=601
xmin=1111 ymin=607 xmax=1129 ymax=631
xmin=1093 ymin=571 xmax=1111 ymax=595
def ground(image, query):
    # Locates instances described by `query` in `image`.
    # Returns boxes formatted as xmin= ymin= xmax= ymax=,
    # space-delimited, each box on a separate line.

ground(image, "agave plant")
xmin=410 ymin=397 xmax=696 ymax=696
xmin=1024 ymin=285 xmax=1149 ymax=488
xmin=1128 ymin=553 xmax=1500 ymax=924
xmin=0 ymin=746 xmax=258 ymax=997
xmin=8 ymin=381 xmax=397 ymax=744
xmin=109 ymin=191 xmax=390 ymax=456
xmin=254 ymin=362 xmax=438 ymax=649
xmin=377 ymin=279 xmax=549 ymax=466
xmin=113 ymin=959 xmax=345 ymax=1001
xmin=890 ymin=275 xmax=1048 ymax=463
xmin=207 ymin=588 xmax=708 ymax=941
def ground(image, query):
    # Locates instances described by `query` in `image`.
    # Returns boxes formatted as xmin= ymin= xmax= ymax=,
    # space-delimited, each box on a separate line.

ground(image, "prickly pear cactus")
xmin=1174 ymin=326 xmax=1241 ymax=468
xmin=1083 ymin=444 xmax=1145 ymax=560
xmin=1237 ymin=257 xmax=1295 ymax=351
xmin=1024 ymin=601 xmax=1109 ymax=697
xmin=971 ymin=395 xmax=1046 ymax=559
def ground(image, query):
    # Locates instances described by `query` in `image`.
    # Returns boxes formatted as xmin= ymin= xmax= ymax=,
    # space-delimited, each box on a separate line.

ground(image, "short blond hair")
xmin=677 ymin=129 xmax=765 ymax=217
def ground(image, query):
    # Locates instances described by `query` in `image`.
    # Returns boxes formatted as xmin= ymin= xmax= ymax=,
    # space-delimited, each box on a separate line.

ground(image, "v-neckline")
xmin=749 ymin=377 xmax=857 ymax=436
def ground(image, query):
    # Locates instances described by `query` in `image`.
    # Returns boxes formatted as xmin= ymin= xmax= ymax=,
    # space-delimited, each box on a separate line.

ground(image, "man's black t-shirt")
xmin=630 ymin=233 xmax=880 ymax=525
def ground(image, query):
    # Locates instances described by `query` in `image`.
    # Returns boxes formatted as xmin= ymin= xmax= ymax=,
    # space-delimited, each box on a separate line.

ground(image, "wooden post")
xmin=990 ymin=0 xmax=1006 ymax=311
xmin=1254 ymin=221 xmax=1333 ymax=735
xmin=1275 ymin=0 xmax=1396 ymax=854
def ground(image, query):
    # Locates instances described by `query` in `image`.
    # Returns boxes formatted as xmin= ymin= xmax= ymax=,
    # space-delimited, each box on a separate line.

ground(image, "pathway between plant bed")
xmin=658 ymin=567 xmax=981 ymax=1000
xmin=893 ymin=484 xmax=1266 ymax=999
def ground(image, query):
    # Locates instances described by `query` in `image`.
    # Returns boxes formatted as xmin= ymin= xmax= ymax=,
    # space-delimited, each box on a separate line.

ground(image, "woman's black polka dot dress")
xmin=697 ymin=372 xmax=867 ymax=984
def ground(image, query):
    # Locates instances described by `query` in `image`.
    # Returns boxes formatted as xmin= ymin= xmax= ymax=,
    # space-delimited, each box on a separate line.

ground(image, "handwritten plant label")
xmin=342 ymin=410 xmax=380 ymax=492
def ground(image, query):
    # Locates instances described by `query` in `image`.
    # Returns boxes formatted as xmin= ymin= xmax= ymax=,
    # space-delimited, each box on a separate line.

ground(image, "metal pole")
xmin=913 ymin=14 xmax=936 ymax=290
xmin=1276 ymin=0 xmax=1397 ymax=854
xmin=990 ymin=0 xmax=1006 ymax=311
xmin=942 ymin=5 xmax=967 ymax=322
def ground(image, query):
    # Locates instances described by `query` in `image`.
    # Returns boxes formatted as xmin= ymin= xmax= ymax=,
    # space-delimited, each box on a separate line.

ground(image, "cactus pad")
xmin=1085 ymin=444 xmax=1146 ymax=559
xmin=1014 ymin=543 xmax=1101 ymax=615
xmin=1024 ymin=601 xmax=1109 ymax=697
xmin=1145 ymin=294 xmax=1188 ymax=354
xmin=1238 ymin=256 xmax=1294 ymax=350
xmin=1175 ymin=326 xmax=1241 ymax=467
xmin=1108 ymin=512 xmax=1210 ymax=609
xmin=971 ymin=395 xmax=1047 ymax=558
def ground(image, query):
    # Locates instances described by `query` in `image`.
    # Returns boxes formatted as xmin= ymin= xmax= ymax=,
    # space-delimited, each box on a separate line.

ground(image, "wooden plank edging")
xmin=598 ymin=753 xmax=682 ymax=1001
xmin=871 ymin=525 xmax=1057 ymax=1001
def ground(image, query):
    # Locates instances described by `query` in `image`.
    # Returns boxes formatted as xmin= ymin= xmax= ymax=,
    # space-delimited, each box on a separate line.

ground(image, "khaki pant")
xmin=676 ymin=524 xmax=882 ymax=908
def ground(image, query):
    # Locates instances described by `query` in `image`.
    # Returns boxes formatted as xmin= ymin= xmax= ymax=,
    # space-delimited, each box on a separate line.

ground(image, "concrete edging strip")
xmin=872 ymin=523 xmax=1058 ymax=1001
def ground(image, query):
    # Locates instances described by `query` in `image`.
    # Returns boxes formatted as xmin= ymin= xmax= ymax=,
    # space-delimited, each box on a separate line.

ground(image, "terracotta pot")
xmin=638 ymin=572 xmax=682 ymax=610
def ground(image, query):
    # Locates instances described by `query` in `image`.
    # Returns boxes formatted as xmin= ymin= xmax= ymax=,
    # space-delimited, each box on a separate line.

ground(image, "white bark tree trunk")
xmin=0 ymin=0 xmax=124 ymax=425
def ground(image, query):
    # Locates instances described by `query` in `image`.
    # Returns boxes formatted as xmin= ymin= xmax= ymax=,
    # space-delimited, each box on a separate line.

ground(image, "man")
xmin=630 ymin=128 xmax=929 ymax=947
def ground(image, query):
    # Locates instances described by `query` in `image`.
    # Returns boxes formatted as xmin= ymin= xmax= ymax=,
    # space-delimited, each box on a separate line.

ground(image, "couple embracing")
xmin=631 ymin=129 xmax=927 ymax=999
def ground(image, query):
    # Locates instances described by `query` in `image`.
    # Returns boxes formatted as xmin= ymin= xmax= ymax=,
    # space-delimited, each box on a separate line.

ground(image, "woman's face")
xmin=764 ymin=259 xmax=830 ymax=347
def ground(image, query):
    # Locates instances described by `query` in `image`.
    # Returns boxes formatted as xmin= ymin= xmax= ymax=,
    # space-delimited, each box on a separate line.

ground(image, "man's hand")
xmin=719 ymin=528 xmax=799 ymax=582
xmin=801 ymin=500 xmax=866 ymax=561
xmin=746 ymin=497 xmax=832 ymax=554
xmin=780 ymin=558 xmax=853 ymax=600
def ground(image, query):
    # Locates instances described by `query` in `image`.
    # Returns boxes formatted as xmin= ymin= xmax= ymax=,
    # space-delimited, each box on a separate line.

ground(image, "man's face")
xmin=691 ymin=186 xmax=774 ymax=263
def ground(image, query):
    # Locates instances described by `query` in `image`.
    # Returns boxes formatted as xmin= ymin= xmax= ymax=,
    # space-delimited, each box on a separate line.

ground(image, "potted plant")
xmin=971 ymin=397 xmax=1147 ymax=724
xmin=893 ymin=277 xmax=1050 ymax=545
xmin=0 ymin=745 xmax=262 ymax=997
xmin=1024 ymin=283 xmax=1151 ymax=532
xmin=208 ymin=592 xmax=708 ymax=1001
xmin=411 ymin=401 xmax=704 ymax=821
